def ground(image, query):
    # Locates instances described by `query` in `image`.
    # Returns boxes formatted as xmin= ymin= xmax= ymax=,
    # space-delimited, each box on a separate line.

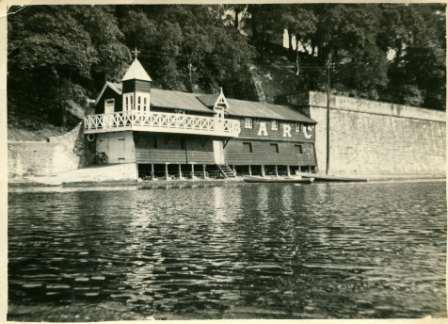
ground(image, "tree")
xmin=379 ymin=4 xmax=445 ymax=109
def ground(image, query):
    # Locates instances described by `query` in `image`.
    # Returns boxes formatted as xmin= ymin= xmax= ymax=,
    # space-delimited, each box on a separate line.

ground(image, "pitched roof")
xmin=226 ymin=98 xmax=316 ymax=123
xmin=151 ymin=89 xmax=214 ymax=114
xmin=108 ymin=81 xmax=122 ymax=94
xmin=196 ymin=94 xmax=219 ymax=108
xmin=95 ymin=81 xmax=122 ymax=104
xmin=98 ymin=82 xmax=315 ymax=123
xmin=122 ymin=58 xmax=152 ymax=82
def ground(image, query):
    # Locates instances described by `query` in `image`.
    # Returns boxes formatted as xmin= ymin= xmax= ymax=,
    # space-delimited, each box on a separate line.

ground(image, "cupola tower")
xmin=121 ymin=49 xmax=152 ymax=113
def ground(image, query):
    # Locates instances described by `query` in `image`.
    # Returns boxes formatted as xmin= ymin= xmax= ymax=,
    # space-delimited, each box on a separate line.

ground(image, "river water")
xmin=8 ymin=181 xmax=446 ymax=320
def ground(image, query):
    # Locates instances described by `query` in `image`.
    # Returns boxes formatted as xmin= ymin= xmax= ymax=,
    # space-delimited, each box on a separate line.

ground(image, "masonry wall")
xmin=299 ymin=92 xmax=446 ymax=176
xmin=8 ymin=123 xmax=95 ymax=178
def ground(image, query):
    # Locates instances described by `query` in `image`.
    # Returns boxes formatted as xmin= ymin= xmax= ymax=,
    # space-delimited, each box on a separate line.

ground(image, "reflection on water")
xmin=8 ymin=181 xmax=446 ymax=319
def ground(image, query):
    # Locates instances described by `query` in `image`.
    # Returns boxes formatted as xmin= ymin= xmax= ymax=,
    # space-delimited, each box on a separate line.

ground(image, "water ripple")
xmin=8 ymin=181 xmax=446 ymax=319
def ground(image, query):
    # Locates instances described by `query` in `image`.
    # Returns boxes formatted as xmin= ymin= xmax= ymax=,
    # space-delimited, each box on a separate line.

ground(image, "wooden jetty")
xmin=243 ymin=176 xmax=314 ymax=184
xmin=301 ymin=173 xmax=367 ymax=182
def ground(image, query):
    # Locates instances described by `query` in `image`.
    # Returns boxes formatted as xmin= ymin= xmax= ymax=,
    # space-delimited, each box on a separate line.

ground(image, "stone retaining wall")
xmin=8 ymin=123 xmax=95 ymax=178
xmin=297 ymin=92 xmax=446 ymax=176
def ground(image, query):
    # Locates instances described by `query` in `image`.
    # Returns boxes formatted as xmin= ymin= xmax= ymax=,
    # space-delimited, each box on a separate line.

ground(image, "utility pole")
xmin=325 ymin=52 xmax=333 ymax=175
xmin=188 ymin=61 xmax=193 ymax=92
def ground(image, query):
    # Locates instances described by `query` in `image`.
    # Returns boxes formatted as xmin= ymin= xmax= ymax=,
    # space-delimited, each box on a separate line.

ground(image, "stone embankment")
xmin=8 ymin=123 xmax=86 ymax=178
xmin=293 ymin=92 xmax=446 ymax=177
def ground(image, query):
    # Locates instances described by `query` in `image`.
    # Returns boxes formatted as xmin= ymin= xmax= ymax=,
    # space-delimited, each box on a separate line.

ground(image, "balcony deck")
xmin=84 ymin=111 xmax=241 ymax=137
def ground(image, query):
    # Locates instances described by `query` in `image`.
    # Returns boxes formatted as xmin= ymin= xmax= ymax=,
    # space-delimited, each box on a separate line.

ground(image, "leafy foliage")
xmin=7 ymin=4 xmax=445 ymax=128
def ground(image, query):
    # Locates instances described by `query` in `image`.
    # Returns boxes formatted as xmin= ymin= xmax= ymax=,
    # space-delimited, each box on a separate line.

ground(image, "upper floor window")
xmin=143 ymin=97 xmax=147 ymax=111
xmin=270 ymin=143 xmax=279 ymax=153
xmin=244 ymin=118 xmax=253 ymax=129
xmin=271 ymin=120 xmax=278 ymax=131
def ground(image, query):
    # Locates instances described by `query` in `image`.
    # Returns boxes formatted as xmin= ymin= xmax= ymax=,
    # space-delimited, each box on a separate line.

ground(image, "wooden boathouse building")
xmin=84 ymin=56 xmax=317 ymax=179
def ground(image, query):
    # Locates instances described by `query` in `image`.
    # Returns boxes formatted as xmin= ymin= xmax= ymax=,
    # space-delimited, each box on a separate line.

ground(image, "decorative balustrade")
xmin=84 ymin=111 xmax=241 ymax=137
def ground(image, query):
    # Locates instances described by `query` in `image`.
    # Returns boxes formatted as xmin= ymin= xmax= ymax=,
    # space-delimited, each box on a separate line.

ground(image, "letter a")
xmin=258 ymin=122 xmax=268 ymax=136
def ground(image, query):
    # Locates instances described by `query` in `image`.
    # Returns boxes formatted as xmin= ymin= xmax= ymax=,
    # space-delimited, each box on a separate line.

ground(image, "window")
xmin=137 ymin=96 xmax=141 ymax=111
xmin=271 ymin=120 xmax=278 ymax=131
xmin=144 ymin=97 xmax=147 ymax=110
xmin=244 ymin=118 xmax=253 ymax=129
xmin=243 ymin=142 xmax=253 ymax=153
xmin=295 ymin=144 xmax=303 ymax=154
xmin=271 ymin=143 xmax=279 ymax=153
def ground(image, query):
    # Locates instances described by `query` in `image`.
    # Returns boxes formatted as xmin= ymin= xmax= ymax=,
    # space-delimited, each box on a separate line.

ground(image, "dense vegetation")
xmin=7 ymin=4 xmax=445 ymax=127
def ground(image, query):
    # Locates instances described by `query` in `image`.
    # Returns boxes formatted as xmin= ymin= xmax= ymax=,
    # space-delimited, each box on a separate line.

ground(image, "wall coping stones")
xmin=307 ymin=91 xmax=446 ymax=123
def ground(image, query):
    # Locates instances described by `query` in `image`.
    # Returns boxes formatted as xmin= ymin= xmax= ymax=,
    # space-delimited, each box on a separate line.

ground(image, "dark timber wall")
xmin=225 ymin=118 xmax=316 ymax=166
xmin=225 ymin=140 xmax=315 ymax=166
xmin=134 ymin=133 xmax=215 ymax=164
xmin=123 ymin=79 xmax=152 ymax=93
xmin=235 ymin=118 xmax=315 ymax=142
xmin=95 ymin=87 xmax=122 ymax=114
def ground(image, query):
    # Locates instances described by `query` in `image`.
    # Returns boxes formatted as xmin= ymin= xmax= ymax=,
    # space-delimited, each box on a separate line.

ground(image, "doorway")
xmin=213 ymin=140 xmax=225 ymax=164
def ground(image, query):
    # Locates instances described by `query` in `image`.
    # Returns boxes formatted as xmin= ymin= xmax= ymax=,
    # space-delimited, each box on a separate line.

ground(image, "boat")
xmin=243 ymin=176 xmax=314 ymax=184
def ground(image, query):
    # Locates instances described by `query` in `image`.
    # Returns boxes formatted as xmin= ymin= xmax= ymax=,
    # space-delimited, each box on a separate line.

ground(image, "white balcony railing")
xmin=83 ymin=111 xmax=241 ymax=137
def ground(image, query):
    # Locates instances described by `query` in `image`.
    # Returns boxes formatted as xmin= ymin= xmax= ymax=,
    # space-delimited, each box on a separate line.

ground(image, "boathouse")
xmin=84 ymin=56 xmax=317 ymax=179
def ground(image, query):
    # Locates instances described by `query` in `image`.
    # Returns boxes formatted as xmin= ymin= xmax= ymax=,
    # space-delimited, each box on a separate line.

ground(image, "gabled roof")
xmin=196 ymin=88 xmax=228 ymax=110
xmin=96 ymin=82 xmax=315 ymax=123
xmin=226 ymin=98 xmax=316 ymax=123
xmin=122 ymin=58 xmax=152 ymax=82
xmin=95 ymin=81 xmax=123 ymax=104
xmin=196 ymin=94 xmax=219 ymax=108
xmin=151 ymin=88 xmax=214 ymax=114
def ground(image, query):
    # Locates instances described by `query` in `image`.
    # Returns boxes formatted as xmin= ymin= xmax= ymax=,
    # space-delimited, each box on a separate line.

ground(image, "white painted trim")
xmin=213 ymin=88 xmax=229 ymax=111
xmin=95 ymin=82 xmax=122 ymax=105
xmin=83 ymin=111 xmax=241 ymax=138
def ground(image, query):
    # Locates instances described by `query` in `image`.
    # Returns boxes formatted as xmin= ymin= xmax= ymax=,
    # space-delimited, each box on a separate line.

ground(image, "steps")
xmin=216 ymin=164 xmax=236 ymax=178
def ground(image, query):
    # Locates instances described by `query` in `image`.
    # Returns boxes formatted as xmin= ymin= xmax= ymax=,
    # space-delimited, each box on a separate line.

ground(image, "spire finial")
xmin=132 ymin=48 xmax=140 ymax=59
